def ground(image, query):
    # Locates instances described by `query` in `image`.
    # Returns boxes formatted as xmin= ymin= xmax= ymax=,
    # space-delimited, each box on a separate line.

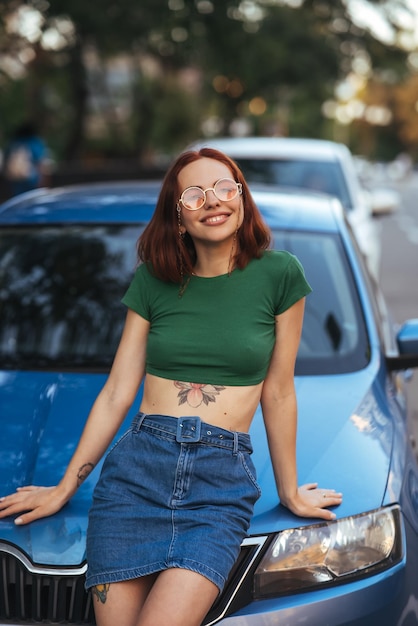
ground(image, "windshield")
xmin=236 ymin=158 xmax=353 ymax=210
xmin=0 ymin=225 xmax=140 ymax=370
xmin=272 ymin=229 xmax=369 ymax=375
xmin=0 ymin=225 xmax=369 ymax=374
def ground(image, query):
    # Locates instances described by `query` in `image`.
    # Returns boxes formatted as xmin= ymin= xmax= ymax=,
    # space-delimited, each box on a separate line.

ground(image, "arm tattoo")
xmin=92 ymin=583 xmax=110 ymax=604
xmin=174 ymin=381 xmax=225 ymax=408
xmin=77 ymin=463 xmax=94 ymax=487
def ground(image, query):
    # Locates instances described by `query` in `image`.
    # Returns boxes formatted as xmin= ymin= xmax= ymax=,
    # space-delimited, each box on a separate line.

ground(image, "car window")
xmin=0 ymin=225 xmax=369 ymax=374
xmin=0 ymin=225 xmax=141 ymax=370
xmin=236 ymin=158 xmax=353 ymax=210
xmin=272 ymin=229 xmax=370 ymax=375
xmin=346 ymin=226 xmax=398 ymax=357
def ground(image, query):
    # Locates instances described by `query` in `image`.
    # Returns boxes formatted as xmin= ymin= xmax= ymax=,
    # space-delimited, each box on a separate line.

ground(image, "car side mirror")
xmin=386 ymin=319 xmax=418 ymax=370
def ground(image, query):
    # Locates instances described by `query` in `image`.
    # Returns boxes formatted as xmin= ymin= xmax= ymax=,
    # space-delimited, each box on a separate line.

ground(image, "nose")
xmin=203 ymin=187 xmax=220 ymax=208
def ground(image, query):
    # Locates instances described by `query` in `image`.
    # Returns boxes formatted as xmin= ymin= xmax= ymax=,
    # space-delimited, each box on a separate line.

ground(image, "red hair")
xmin=138 ymin=148 xmax=271 ymax=282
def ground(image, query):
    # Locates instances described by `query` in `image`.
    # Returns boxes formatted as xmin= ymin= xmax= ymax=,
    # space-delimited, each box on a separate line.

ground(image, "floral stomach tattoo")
xmin=174 ymin=381 xmax=225 ymax=408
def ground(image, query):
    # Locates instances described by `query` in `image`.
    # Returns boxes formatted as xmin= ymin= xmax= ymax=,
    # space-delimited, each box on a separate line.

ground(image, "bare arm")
xmin=261 ymin=298 xmax=342 ymax=521
xmin=0 ymin=309 xmax=149 ymax=525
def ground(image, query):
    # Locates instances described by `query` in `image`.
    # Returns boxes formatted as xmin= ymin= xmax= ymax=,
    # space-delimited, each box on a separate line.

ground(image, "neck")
xmin=193 ymin=240 xmax=238 ymax=277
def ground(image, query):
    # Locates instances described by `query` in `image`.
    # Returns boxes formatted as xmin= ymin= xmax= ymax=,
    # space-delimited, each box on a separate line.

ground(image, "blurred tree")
xmin=347 ymin=78 xmax=403 ymax=160
xmin=167 ymin=0 xmax=410 ymax=143
xmin=188 ymin=2 xmax=342 ymax=136
xmin=0 ymin=0 xmax=413 ymax=164
xmin=393 ymin=74 xmax=418 ymax=157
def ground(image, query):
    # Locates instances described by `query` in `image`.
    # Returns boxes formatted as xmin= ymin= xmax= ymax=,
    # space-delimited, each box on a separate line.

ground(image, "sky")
xmin=348 ymin=0 xmax=418 ymax=49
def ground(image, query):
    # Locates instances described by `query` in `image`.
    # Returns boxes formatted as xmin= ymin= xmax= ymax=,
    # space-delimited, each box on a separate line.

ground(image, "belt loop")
xmin=233 ymin=431 xmax=239 ymax=455
xmin=134 ymin=411 xmax=147 ymax=433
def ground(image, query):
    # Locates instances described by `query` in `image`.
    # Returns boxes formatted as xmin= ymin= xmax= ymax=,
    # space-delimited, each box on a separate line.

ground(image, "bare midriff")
xmin=139 ymin=373 xmax=263 ymax=433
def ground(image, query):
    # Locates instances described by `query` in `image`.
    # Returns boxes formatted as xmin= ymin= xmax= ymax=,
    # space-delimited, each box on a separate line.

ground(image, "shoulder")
xmin=126 ymin=262 xmax=178 ymax=297
xmin=122 ymin=263 xmax=162 ymax=319
xmin=127 ymin=262 xmax=169 ymax=295
xmin=253 ymin=250 xmax=304 ymax=275
xmin=250 ymin=251 xmax=311 ymax=314
xmin=132 ymin=262 xmax=159 ymax=283
xmin=260 ymin=249 xmax=295 ymax=266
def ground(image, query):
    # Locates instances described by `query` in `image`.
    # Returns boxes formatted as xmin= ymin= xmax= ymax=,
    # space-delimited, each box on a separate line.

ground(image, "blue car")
xmin=1 ymin=182 xmax=418 ymax=626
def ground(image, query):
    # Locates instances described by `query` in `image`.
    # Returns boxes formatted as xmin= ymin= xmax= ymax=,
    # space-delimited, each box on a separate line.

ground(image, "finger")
xmin=14 ymin=510 xmax=42 ymax=525
xmin=15 ymin=501 xmax=59 ymax=525
xmin=301 ymin=483 xmax=318 ymax=492
xmin=0 ymin=501 xmax=32 ymax=518
xmin=0 ymin=495 xmax=14 ymax=505
xmin=314 ymin=507 xmax=337 ymax=521
xmin=0 ymin=492 xmax=45 ymax=517
xmin=0 ymin=496 xmax=21 ymax=513
xmin=0 ymin=492 xmax=32 ymax=508
xmin=320 ymin=492 xmax=343 ymax=504
xmin=0 ymin=486 xmax=37 ymax=505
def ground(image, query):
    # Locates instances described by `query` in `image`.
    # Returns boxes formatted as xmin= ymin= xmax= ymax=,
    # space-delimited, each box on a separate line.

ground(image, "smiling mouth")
xmin=201 ymin=214 xmax=230 ymax=224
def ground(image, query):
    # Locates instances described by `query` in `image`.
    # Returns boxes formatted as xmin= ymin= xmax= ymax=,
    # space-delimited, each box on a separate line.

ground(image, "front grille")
xmin=0 ymin=535 xmax=268 ymax=625
xmin=0 ymin=543 xmax=94 ymax=624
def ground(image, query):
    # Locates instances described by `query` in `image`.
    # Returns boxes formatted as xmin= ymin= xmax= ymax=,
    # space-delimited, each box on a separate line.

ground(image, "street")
xmin=377 ymin=172 xmax=418 ymax=451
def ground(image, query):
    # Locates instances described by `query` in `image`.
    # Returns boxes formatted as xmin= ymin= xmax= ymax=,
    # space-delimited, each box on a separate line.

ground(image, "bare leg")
xmin=92 ymin=574 xmax=157 ymax=626
xmin=136 ymin=568 xmax=219 ymax=626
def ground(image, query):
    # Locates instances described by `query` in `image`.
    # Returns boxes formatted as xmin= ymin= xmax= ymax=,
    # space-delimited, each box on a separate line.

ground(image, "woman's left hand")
xmin=282 ymin=483 xmax=343 ymax=521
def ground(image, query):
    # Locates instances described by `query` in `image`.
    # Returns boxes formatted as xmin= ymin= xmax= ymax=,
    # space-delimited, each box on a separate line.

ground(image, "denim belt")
xmin=132 ymin=412 xmax=253 ymax=455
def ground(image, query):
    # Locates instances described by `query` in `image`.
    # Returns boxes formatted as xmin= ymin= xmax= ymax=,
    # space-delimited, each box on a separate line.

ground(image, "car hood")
xmin=249 ymin=368 xmax=396 ymax=534
xmin=0 ymin=370 xmax=136 ymax=568
xmin=0 ymin=366 xmax=394 ymax=566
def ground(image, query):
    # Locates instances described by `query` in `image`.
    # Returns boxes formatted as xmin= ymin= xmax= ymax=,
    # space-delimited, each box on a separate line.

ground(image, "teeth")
xmin=205 ymin=215 xmax=225 ymax=223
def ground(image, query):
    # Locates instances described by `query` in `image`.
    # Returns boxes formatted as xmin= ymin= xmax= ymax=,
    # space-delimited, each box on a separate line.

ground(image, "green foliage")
xmin=0 ymin=0 xmax=413 ymax=163
xmin=0 ymin=81 xmax=27 ymax=144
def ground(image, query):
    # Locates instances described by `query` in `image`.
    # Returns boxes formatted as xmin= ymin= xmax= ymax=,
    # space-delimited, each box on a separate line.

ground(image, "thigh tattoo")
xmin=92 ymin=583 xmax=110 ymax=604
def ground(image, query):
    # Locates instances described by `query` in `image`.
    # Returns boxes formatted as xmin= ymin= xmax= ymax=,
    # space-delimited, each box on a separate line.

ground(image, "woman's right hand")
xmin=0 ymin=485 xmax=69 ymax=525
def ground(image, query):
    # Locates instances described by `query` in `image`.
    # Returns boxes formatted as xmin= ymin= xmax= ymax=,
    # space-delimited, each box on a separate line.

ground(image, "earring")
xmin=177 ymin=204 xmax=189 ymax=297
xmin=177 ymin=204 xmax=184 ymax=238
xmin=228 ymin=227 xmax=239 ymax=276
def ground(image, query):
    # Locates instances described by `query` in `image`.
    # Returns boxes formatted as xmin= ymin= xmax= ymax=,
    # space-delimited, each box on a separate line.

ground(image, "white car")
xmin=187 ymin=137 xmax=381 ymax=278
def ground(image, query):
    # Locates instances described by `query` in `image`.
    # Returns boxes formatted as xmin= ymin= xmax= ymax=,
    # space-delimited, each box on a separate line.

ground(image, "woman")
xmin=0 ymin=148 xmax=342 ymax=626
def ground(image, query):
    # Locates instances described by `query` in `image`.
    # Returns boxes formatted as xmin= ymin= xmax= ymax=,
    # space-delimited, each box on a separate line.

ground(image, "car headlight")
xmin=254 ymin=505 xmax=402 ymax=598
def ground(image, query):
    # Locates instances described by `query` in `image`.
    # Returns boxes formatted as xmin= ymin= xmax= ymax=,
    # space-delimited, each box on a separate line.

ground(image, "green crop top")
xmin=122 ymin=250 xmax=311 ymax=386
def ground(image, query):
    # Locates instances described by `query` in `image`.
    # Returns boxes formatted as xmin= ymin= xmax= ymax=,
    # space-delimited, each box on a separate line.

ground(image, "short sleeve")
xmin=121 ymin=263 xmax=152 ymax=321
xmin=275 ymin=253 xmax=312 ymax=315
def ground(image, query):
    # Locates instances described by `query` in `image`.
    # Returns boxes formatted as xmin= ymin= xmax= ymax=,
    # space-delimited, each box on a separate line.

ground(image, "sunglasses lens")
xmin=214 ymin=179 xmax=240 ymax=201
xmin=181 ymin=188 xmax=205 ymax=210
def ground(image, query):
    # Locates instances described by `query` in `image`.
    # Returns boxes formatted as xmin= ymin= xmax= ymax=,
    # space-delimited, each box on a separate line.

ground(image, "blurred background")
xmin=0 ymin=0 xmax=418 ymax=450
xmin=1 ymin=0 xmax=418 ymax=193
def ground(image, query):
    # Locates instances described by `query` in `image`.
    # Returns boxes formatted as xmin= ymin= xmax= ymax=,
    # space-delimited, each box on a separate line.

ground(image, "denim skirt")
xmin=85 ymin=412 xmax=261 ymax=592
